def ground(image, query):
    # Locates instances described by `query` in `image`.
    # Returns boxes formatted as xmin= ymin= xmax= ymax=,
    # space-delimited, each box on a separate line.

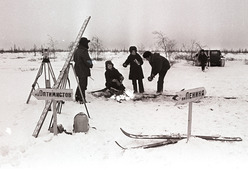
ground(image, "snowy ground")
xmin=0 ymin=52 xmax=248 ymax=170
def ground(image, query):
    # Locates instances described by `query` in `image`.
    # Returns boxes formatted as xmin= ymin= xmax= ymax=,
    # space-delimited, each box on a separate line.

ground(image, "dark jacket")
xmin=123 ymin=54 xmax=144 ymax=80
xmin=105 ymin=65 xmax=125 ymax=91
xmin=74 ymin=44 xmax=93 ymax=77
xmin=149 ymin=53 xmax=170 ymax=76
xmin=198 ymin=52 xmax=208 ymax=64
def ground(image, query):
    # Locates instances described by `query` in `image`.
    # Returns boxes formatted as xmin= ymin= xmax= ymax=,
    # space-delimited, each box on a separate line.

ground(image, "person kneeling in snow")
xmin=105 ymin=60 xmax=125 ymax=96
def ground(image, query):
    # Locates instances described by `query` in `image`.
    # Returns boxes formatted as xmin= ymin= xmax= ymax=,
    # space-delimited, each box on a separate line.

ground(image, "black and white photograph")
xmin=0 ymin=0 xmax=248 ymax=169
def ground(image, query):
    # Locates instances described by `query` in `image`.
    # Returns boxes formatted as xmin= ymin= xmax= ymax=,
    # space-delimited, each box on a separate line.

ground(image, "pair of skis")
xmin=116 ymin=128 xmax=242 ymax=150
xmin=115 ymin=139 xmax=178 ymax=150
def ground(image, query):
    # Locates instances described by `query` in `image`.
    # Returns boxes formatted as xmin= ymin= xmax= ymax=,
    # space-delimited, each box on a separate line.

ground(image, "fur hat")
xmin=80 ymin=37 xmax=90 ymax=44
xmin=79 ymin=37 xmax=90 ymax=49
xmin=143 ymin=51 xmax=152 ymax=58
xmin=105 ymin=60 xmax=114 ymax=70
xmin=129 ymin=46 xmax=137 ymax=53
xmin=79 ymin=37 xmax=90 ymax=47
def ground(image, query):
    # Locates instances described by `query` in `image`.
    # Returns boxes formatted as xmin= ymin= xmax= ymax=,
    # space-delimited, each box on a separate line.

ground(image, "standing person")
xmin=123 ymin=46 xmax=144 ymax=93
xmin=198 ymin=49 xmax=208 ymax=72
xmin=105 ymin=60 xmax=125 ymax=93
xmin=74 ymin=37 xmax=93 ymax=103
xmin=143 ymin=51 xmax=170 ymax=94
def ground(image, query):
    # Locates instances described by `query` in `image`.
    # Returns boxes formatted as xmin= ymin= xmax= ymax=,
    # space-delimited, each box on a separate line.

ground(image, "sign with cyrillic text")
xmin=176 ymin=87 xmax=206 ymax=105
xmin=32 ymin=88 xmax=73 ymax=101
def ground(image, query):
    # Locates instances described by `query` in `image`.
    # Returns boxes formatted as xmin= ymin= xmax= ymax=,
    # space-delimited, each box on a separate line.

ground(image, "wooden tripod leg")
xmin=48 ymin=114 xmax=53 ymax=130
xmin=70 ymin=63 xmax=90 ymax=118
xmin=47 ymin=62 xmax=57 ymax=85
xmin=26 ymin=62 xmax=44 ymax=104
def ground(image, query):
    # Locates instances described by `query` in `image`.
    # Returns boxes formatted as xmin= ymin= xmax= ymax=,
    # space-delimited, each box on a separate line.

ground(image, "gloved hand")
xmin=112 ymin=79 xmax=121 ymax=86
xmin=148 ymin=76 xmax=153 ymax=81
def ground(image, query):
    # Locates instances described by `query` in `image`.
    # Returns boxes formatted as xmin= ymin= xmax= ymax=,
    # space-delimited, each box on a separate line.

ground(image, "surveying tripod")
xmin=26 ymin=52 xmax=57 ymax=104
xmin=32 ymin=16 xmax=91 ymax=138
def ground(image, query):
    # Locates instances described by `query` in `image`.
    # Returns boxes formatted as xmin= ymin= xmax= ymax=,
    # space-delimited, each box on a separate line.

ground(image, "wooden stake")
xmin=187 ymin=102 xmax=193 ymax=142
xmin=53 ymin=100 xmax=58 ymax=135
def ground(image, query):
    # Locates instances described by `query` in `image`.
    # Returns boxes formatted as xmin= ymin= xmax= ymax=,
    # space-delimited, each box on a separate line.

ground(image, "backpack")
xmin=73 ymin=112 xmax=89 ymax=133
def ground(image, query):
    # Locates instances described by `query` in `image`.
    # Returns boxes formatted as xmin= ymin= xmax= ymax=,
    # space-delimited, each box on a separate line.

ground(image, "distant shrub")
xmin=93 ymin=57 xmax=105 ymax=61
xmin=174 ymin=54 xmax=194 ymax=61
xmin=170 ymin=60 xmax=178 ymax=66
xmin=16 ymin=56 xmax=25 ymax=59
xmin=226 ymin=57 xmax=235 ymax=61
xmin=28 ymin=58 xmax=37 ymax=62
xmin=19 ymin=67 xmax=38 ymax=72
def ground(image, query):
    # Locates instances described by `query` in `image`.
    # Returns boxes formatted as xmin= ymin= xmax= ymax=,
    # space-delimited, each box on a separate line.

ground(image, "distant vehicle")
xmin=195 ymin=50 xmax=225 ymax=67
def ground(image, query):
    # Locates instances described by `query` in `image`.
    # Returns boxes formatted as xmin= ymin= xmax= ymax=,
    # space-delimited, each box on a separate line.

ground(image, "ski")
xmin=133 ymin=93 xmax=175 ymax=101
xmin=90 ymin=88 xmax=107 ymax=93
xmin=120 ymin=128 xmax=242 ymax=142
xmin=90 ymin=87 xmax=125 ymax=98
xmin=115 ymin=139 xmax=178 ymax=150
xmin=141 ymin=93 xmax=175 ymax=98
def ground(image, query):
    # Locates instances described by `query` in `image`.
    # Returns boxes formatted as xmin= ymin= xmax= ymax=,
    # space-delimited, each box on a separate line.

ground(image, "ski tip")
xmin=115 ymin=141 xmax=127 ymax=150
xmin=120 ymin=128 xmax=128 ymax=135
xmin=120 ymin=128 xmax=124 ymax=133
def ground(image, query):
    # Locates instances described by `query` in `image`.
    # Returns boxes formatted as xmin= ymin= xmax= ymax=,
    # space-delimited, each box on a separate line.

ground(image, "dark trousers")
xmin=76 ymin=76 xmax=88 ymax=101
xmin=201 ymin=63 xmax=206 ymax=71
xmin=157 ymin=70 xmax=168 ymax=93
xmin=132 ymin=79 xmax=144 ymax=93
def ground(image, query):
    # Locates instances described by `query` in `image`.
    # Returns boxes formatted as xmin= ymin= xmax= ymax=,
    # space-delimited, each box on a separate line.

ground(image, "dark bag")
xmin=73 ymin=112 xmax=89 ymax=133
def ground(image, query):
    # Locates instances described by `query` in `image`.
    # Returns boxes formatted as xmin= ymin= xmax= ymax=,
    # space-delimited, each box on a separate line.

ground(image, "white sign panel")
xmin=32 ymin=88 xmax=73 ymax=101
xmin=176 ymin=87 xmax=206 ymax=105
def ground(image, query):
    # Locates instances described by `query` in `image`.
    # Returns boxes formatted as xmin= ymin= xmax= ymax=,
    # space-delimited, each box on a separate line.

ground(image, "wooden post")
xmin=53 ymin=100 xmax=58 ymax=135
xmin=175 ymin=87 xmax=206 ymax=143
xmin=187 ymin=102 xmax=193 ymax=142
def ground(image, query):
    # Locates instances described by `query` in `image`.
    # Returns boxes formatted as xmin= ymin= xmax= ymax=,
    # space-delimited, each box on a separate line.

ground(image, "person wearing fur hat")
xmin=143 ymin=51 xmax=170 ymax=94
xmin=123 ymin=46 xmax=144 ymax=93
xmin=105 ymin=60 xmax=125 ymax=92
xmin=198 ymin=49 xmax=208 ymax=71
xmin=74 ymin=37 xmax=93 ymax=103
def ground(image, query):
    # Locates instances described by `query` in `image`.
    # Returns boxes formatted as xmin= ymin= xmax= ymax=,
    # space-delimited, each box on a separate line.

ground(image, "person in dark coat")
xmin=74 ymin=37 xmax=93 ymax=103
xmin=198 ymin=49 xmax=208 ymax=71
xmin=123 ymin=46 xmax=144 ymax=93
xmin=105 ymin=60 xmax=125 ymax=92
xmin=143 ymin=51 xmax=170 ymax=93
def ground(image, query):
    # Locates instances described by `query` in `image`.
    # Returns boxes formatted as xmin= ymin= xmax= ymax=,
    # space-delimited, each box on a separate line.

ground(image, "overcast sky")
xmin=1 ymin=0 xmax=248 ymax=50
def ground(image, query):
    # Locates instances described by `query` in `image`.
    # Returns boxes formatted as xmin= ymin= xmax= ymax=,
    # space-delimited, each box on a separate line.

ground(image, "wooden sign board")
xmin=174 ymin=87 xmax=207 ymax=142
xmin=175 ymin=87 xmax=206 ymax=105
xmin=32 ymin=88 xmax=73 ymax=101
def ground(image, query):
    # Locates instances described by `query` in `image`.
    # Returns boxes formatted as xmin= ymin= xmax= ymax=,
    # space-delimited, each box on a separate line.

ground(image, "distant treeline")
xmin=1 ymin=47 xmax=248 ymax=54
xmin=0 ymin=48 xmax=65 ymax=53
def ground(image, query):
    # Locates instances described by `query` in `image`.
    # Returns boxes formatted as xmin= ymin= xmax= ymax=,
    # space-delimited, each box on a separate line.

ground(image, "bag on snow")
xmin=73 ymin=112 xmax=89 ymax=133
